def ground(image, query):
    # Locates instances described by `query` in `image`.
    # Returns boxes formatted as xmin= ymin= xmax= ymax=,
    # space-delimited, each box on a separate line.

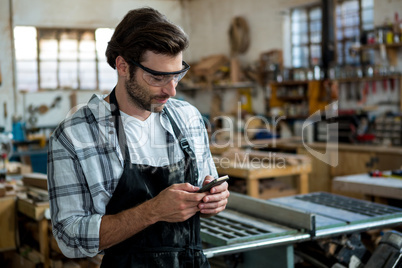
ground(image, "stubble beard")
xmin=125 ymin=77 xmax=167 ymax=113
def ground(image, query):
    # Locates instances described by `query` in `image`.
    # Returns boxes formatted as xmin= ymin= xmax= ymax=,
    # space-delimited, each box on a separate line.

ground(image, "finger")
xmin=200 ymin=201 xmax=227 ymax=214
xmin=200 ymin=207 xmax=224 ymax=215
xmin=204 ymin=175 xmax=215 ymax=183
xmin=209 ymin=181 xmax=229 ymax=194
xmin=180 ymin=191 xmax=208 ymax=202
xmin=199 ymin=198 xmax=227 ymax=209
xmin=202 ymin=178 xmax=214 ymax=186
xmin=172 ymin=182 xmax=200 ymax=193
xmin=203 ymin=189 xmax=229 ymax=203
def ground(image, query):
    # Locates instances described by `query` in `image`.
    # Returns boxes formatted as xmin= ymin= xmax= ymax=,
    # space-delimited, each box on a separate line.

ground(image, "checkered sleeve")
xmin=47 ymin=123 xmax=102 ymax=258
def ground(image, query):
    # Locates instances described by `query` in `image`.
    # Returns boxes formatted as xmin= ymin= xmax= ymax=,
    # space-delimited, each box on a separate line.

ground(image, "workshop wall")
xmin=177 ymin=0 xmax=319 ymax=115
xmin=186 ymin=0 xmax=402 ymax=64
xmin=373 ymin=0 xmax=402 ymax=26
xmin=0 ymin=0 xmax=189 ymax=131
xmin=173 ymin=0 xmax=402 ymax=116
xmin=0 ymin=0 xmax=401 ymax=131
xmin=185 ymin=0 xmax=317 ymax=64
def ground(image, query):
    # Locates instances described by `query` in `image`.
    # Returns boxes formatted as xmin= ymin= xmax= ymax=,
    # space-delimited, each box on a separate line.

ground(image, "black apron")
xmin=100 ymin=89 xmax=209 ymax=268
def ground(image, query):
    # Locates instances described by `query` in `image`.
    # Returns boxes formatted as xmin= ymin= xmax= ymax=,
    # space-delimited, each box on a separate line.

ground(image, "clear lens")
xmin=143 ymin=69 xmax=188 ymax=87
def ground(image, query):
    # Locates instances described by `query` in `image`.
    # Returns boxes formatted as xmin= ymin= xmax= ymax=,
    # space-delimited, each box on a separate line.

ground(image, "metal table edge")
xmin=203 ymin=233 xmax=310 ymax=258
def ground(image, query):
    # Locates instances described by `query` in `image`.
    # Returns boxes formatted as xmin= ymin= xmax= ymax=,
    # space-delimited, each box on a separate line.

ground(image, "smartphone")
xmin=198 ymin=175 xmax=229 ymax=193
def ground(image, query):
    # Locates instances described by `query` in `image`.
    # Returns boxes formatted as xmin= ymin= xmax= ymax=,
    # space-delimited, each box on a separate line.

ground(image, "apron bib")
xmin=100 ymin=89 xmax=209 ymax=267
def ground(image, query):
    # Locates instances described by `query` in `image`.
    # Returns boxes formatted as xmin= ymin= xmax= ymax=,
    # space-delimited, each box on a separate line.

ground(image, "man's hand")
xmin=100 ymin=183 xmax=206 ymax=250
xmin=198 ymin=175 xmax=229 ymax=216
xmin=149 ymin=183 xmax=207 ymax=223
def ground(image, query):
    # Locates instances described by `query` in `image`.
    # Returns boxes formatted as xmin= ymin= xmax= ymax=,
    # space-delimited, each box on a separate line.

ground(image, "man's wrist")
xmin=139 ymin=199 xmax=159 ymax=225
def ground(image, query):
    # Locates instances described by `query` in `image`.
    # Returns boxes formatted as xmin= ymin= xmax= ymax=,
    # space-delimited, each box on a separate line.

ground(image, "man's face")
xmin=125 ymin=51 xmax=183 ymax=113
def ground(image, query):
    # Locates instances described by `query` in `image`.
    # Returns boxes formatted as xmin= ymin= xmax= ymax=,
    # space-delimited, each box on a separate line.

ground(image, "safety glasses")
xmin=129 ymin=60 xmax=190 ymax=87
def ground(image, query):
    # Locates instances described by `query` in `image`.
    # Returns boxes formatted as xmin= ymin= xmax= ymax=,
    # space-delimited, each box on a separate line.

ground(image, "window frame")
xmin=290 ymin=3 xmax=322 ymax=68
xmin=336 ymin=0 xmax=362 ymax=66
xmin=290 ymin=0 xmax=374 ymax=68
xmin=37 ymin=28 xmax=99 ymax=91
xmin=14 ymin=26 xmax=116 ymax=92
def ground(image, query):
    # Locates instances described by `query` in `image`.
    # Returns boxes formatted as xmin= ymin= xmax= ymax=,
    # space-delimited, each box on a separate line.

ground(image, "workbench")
xmin=257 ymin=140 xmax=402 ymax=193
xmin=17 ymin=198 xmax=50 ymax=268
xmin=332 ymin=172 xmax=402 ymax=201
xmin=213 ymin=149 xmax=311 ymax=198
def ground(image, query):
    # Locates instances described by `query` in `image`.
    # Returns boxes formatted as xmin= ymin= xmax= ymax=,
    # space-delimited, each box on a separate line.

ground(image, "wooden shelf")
xmin=353 ymin=43 xmax=402 ymax=66
xmin=276 ymin=96 xmax=307 ymax=101
xmin=266 ymin=115 xmax=309 ymax=120
xmin=270 ymin=80 xmax=310 ymax=86
xmin=359 ymin=43 xmax=402 ymax=50
xmin=269 ymin=80 xmax=325 ymax=116
xmin=334 ymin=75 xmax=402 ymax=83
xmin=212 ymin=82 xmax=256 ymax=89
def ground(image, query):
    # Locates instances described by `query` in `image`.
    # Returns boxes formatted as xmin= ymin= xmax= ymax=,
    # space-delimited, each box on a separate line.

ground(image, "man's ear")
xmin=115 ymin=56 xmax=129 ymax=77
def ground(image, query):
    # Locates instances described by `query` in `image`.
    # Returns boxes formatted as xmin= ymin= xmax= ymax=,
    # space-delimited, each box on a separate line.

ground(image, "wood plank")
xmin=297 ymin=147 xmax=331 ymax=192
xmin=0 ymin=197 xmax=17 ymax=251
xmin=331 ymin=151 xmax=374 ymax=177
xmin=248 ymin=164 xmax=311 ymax=180
xmin=376 ymin=152 xmax=402 ymax=171
xmin=298 ymin=173 xmax=309 ymax=194
xmin=18 ymin=198 xmax=49 ymax=220
xmin=332 ymin=174 xmax=402 ymax=200
xmin=38 ymin=219 xmax=50 ymax=268
xmin=297 ymin=142 xmax=402 ymax=155
xmin=22 ymin=173 xmax=48 ymax=190
xmin=246 ymin=179 xmax=259 ymax=198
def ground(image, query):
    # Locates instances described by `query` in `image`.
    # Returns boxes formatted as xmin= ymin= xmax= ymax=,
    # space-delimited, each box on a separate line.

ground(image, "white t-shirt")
xmin=120 ymin=111 xmax=184 ymax=167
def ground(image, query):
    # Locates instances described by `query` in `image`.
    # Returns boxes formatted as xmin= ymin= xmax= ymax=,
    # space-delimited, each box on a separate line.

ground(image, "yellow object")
xmin=386 ymin=31 xmax=394 ymax=44
xmin=238 ymin=88 xmax=253 ymax=113
xmin=27 ymin=134 xmax=47 ymax=148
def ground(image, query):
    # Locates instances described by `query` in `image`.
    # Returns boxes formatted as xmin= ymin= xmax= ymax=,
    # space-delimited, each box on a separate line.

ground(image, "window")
xmin=291 ymin=0 xmax=374 ymax=68
xmin=291 ymin=5 xmax=322 ymax=68
xmin=14 ymin=27 xmax=38 ymax=92
xmin=14 ymin=27 xmax=116 ymax=92
xmin=336 ymin=0 xmax=375 ymax=65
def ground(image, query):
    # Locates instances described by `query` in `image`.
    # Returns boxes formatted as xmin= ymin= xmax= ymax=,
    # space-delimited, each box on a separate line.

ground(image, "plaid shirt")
xmin=47 ymin=94 xmax=217 ymax=258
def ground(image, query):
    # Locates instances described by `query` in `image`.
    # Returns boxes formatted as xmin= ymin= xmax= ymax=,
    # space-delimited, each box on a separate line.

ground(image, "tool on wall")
xmin=229 ymin=16 xmax=250 ymax=83
xmin=26 ymin=96 xmax=62 ymax=127
xmin=358 ymin=81 xmax=369 ymax=106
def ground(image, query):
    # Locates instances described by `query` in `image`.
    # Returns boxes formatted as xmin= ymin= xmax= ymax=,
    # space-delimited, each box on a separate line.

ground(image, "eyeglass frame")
xmin=129 ymin=59 xmax=190 ymax=78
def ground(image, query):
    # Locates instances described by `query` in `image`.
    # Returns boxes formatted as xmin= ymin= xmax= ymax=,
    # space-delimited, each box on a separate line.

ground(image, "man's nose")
xmin=162 ymin=79 xmax=177 ymax=97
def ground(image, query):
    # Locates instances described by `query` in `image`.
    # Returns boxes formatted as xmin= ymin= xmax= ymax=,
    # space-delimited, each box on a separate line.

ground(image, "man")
xmin=48 ymin=7 xmax=229 ymax=267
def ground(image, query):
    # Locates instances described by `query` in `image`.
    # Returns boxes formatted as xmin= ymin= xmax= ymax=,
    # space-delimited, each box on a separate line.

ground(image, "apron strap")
xmin=109 ymin=88 xmax=130 ymax=161
xmin=163 ymin=107 xmax=199 ymax=184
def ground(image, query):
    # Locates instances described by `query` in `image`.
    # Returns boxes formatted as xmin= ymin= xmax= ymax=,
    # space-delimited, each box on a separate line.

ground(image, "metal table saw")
xmin=201 ymin=192 xmax=402 ymax=267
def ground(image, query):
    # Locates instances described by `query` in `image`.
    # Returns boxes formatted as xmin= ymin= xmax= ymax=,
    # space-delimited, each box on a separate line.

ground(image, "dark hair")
xmin=106 ymin=7 xmax=189 ymax=75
